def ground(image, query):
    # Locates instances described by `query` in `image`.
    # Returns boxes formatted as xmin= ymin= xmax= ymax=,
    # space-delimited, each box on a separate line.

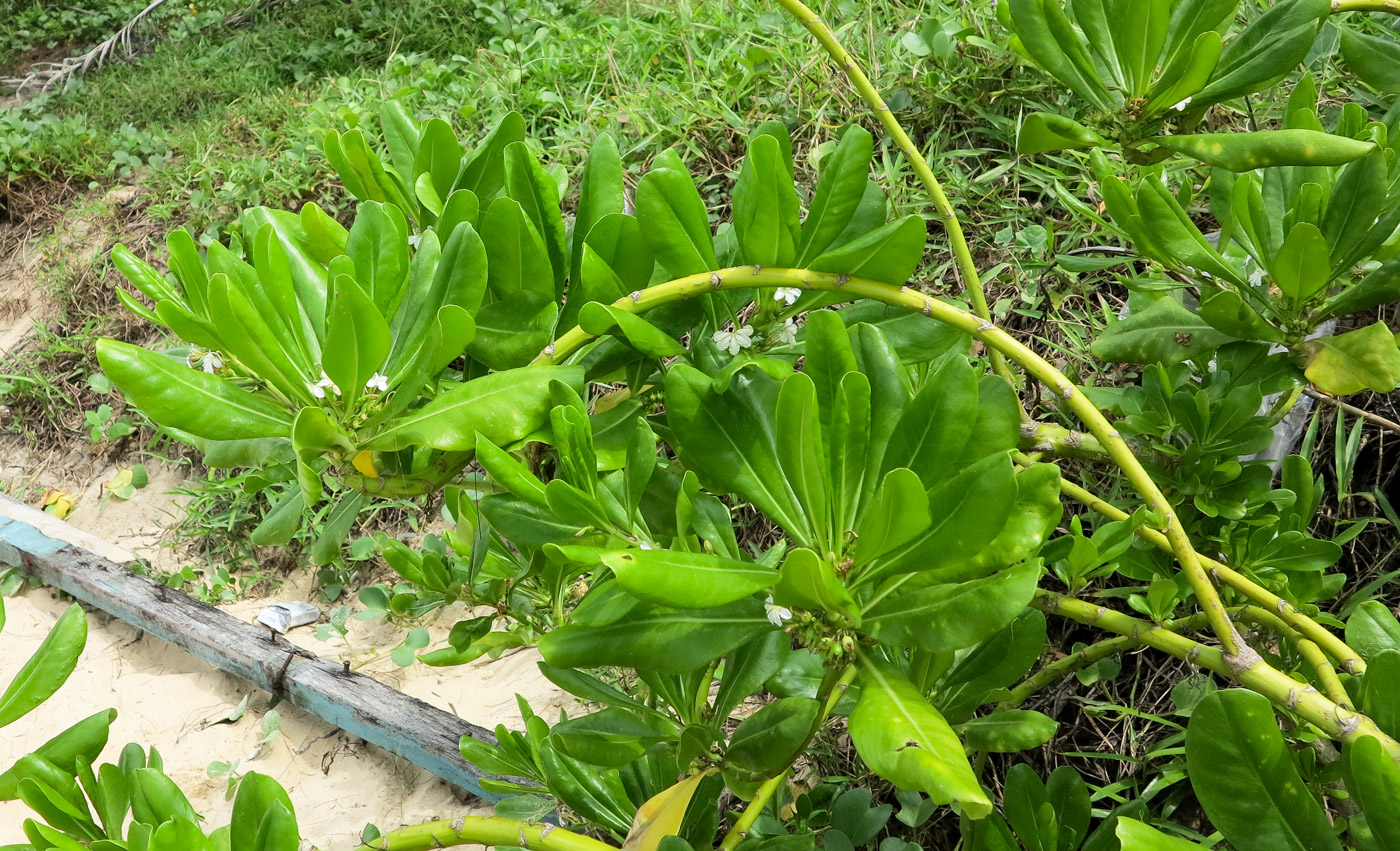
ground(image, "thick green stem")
xmin=538 ymin=266 xmax=1242 ymax=658
xmin=1298 ymin=638 xmax=1354 ymax=710
xmin=357 ymin=816 xmax=618 ymax=851
xmin=769 ymin=0 xmax=1017 ymax=390
xmin=1034 ymin=591 xmax=1400 ymax=759
xmin=1019 ymin=422 xmax=1109 ymax=460
xmin=1331 ymin=0 xmax=1400 ymax=13
xmin=1052 ymin=473 xmax=1366 ymax=674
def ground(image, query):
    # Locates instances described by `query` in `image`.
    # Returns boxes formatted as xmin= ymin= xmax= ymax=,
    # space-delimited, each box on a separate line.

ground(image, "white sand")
xmin=0 ymin=577 xmax=571 ymax=848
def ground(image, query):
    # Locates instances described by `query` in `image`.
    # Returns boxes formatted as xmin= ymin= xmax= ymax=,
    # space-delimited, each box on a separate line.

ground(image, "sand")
xmin=0 ymin=547 xmax=572 ymax=848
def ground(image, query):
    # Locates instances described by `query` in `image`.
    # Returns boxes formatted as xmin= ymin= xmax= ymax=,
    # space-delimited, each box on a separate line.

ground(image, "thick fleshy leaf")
xmin=1017 ymin=113 xmax=1108 ymax=155
xmin=468 ymin=290 xmax=558 ymax=371
xmin=323 ymin=275 xmax=391 ymax=410
xmin=853 ymin=469 xmax=930 ymax=565
xmin=1272 ymin=222 xmax=1331 ymax=303
xmin=772 ymin=548 xmax=860 ymax=624
xmin=344 ymin=202 xmax=410 ymax=315
xmin=665 ymin=365 xmax=810 ymax=545
xmin=414 ymin=119 xmax=463 ymax=217
xmin=636 ymin=167 xmax=718 ymax=278
xmin=1185 ymin=689 xmax=1341 ymax=851
xmin=602 ymin=550 xmax=777 ymax=609
xmin=505 ymin=141 xmax=568 ymax=294
xmin=482 ymin=197 xmax=555 ymax=301
xmin=1341 ymin=27 xmax=1400 ymax=93
xmin=956 ymin=709 xmax=1058 ymax=753
xmin=0 ymin=604 xmax=86 ymax=728
xmin=539 ymin=599 xmax=776 ymax=673
xmin=1348 ymin=736 xmax=1400 ymax=850
xmin=571 ymin=133 xmax=626 ymax=287
xmin=797 ymin=126 xmax=875 ymax=265
xmin=849 ymin=659 xmax=991 ymax=818
xmin=552 ymin=708 xmax=676 ymax=769
xmin=455 ymin=111 xmax=526 ymax=202
xmin=98 ymin=339 xmax=294 ymax=441
xmin=810 ymin=216 xmax=926 ymax=286
xmin=368 ymin=365 xmax=581 ymax=451
xmin=1346 ymin=601 xmax=1400 ymax=662
xmin=621 ymin=771 xmax=711 ymax=851
xmin=1191 ymin=0 xmax=1328 ymax=108
xmin=580 ymin=303 xmax=686 ymax=358
xmin=231 ymin=773 xmax=298 ymax=851
xmin=732 ymin=134 xmax=801 ymax=268
xmin=1303 ymin=323 xmax=1400 ymax=395
xmin=1092 ymin=298 xmax=1238 ymax=365
xmin=863 ymin=559 xmax=1041 ymax=653
xmin=726 ymin=697 xmax=820 ymax=778
xmin=1115 ymin=818 xmax=1207 ymax=850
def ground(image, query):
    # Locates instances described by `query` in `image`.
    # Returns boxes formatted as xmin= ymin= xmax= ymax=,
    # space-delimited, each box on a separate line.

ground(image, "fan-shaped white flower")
xmin=764 ymin=595 xmax=793 ymax=627
xmin=712 ymin=325 xmax=755 ymax=356
xmin=773 ymin=287 xmax=802 ymax=306
xmin=365 ymin=373 xmax=389 ymax=392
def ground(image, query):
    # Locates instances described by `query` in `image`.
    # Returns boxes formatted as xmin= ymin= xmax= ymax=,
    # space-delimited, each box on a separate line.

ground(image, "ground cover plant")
xmin=6 ymin=0 xmax=1400 ymax=849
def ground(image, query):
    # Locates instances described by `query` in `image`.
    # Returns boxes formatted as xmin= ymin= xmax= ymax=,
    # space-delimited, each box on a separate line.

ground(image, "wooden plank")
xmin=0 ymin=495 xmax=507 ymax=800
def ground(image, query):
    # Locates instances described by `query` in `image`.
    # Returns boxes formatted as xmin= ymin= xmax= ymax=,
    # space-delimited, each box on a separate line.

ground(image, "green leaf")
xmin=956 ymin=710 xmax=1058 ymax=753
xmin=601 ymin=549 xmax=777 ymax=610
xmin=505 ymin=141 xmax=568 ymax=295
xmin=1155 ymin=130 xmax=1376 ymax=171
xmin=323 ymin=275 xmax=391 ymax=410
xmin=1092 ymin=298 xmax=1238 ymax=365
xmin=1303 ymin=323 xmax=1400 ymax=395
xmin=863 ymin=559 xmax=1041 ymax=653
xmin=539 ymin=599 xmax=776 ymax=673
xmin=636 ymin=167 xmax=718 ymax=277
xmin=1185 ymin=689 xmax=1341 ymax=851
xmin=714 ymin=631 xmax=791 ymax=721
xmin=849 ymin=659 xmax=991 ymax=818
xmin=0 ymin=604 xmax=85 ymax=728
xmin=774 ymin=373 xmax=831 ymax=549
xmin=378 ymin=101 xmax=420 ymax=183
xmin=468 ymin=290 xmax=558 ymax=371
xmin=579 ymin=303 xmax=686 ymax=358
xmin=797 ymin=126 xmax=875 ymax=265
xmin=810 ymin=216 xmax=926 ymax=286
xmin=853 ymin=469 xmax=930 ymax=565
xmin=345 ymin=202 xmax=411 ymax=315
xmin=572 ymin=133 xmax=626 ymax=288
xmin=1115 ymin=818 xmax=1207 ymax=850
xmin=231 ymin=773 xmax=298 ymax=851
xmin=1324 ymin=256 xmax=1400 ymax=321
xmin=414 ymin=119 xmax=463 ymax=217
xmin=130 ymin=767 xmax=200 ymax=827
xmin=1272 ymin=222 xmax=1332 ymax=303
xmin=860 ymin=453 xmax=1017 ymax=585
xmin=1348 ymin=736 xmax=1400 ymax=850
xmin=583 ymin=213 xmax=657 ymax=295
xmin=482 ymin=197 xmax=555 ymax=301
xmin=1341 ymin=27 xmax=1400 ymax=93
xmin=960 ymin=463 xmax=1063 ymax=576
xmin=772 ymin=548 xmax=860 ymax=624
xmin=1007 ymin=0 xmax=1113 ymax=109
xmin=665 ymin=365 xmax=810 ymax=545
xmin=733 ymin=134 xmax=801 ymax=268
xmin=880 ymin=353 xmax=978 ymax=484
xmin=1197 ymin=290 xmax=1283 ymax=342
xmin=456 ymin=111 xmax=526 ymax=203
xmin=1114 ymin=0 xmax=1172 ymax=97
xmin=1017 ymin=113 xmax=1108 ymax=155
xmin=551 ymin=708 xmax=676 ymax=768
xmin=368 ymin=365 xmax=581 ymax=451
xmin=98 ymin=339 xmax=293 ymax=441
xmin=1358 ymin=650 xmax=1400 ymax=740
xmin=1192 ymin=0 xmax=1328 ymax=108
xmin=726 ymin=697 xmax=820 ymax=778
xmin=1347 ymin=601 xmax=1400 ymax=662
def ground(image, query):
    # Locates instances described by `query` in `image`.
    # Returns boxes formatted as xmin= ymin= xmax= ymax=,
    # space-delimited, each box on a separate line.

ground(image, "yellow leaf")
xmin=41 ymin=490 xmax=75 ymax=519
xmin=352 ymin=449 xmax=378 ymax=479
xmin=621 ymin=770 xmax=713 ymax=851
xmin=104 ymin=468 xmax=135 ymax=499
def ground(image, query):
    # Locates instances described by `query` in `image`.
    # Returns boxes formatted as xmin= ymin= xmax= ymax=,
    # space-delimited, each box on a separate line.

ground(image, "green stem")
xmin=1033 ymin=591 xmax=1400 ymax=759
xmin=1018 ymin=422 xmax=1109 ymax=460
xmin=769 ymin=0 xmax=1017 ymax=392
xmin=1052 ymin=473 xmax=1366 ymax=674
xmin=357 ymin=816 xmax=619 ymax=851
xmin=1331 ymin=0 xmax=1400 ymax=13
xmin=1298 ymin=638 xmax=1354 ymax=710
xmin=538 ymin=267 xmax=1243 ymax=659
xmin=717 ymin=666 xmax=858 ymax=851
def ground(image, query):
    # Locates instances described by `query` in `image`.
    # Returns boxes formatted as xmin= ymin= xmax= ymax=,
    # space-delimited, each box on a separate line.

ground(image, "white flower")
xmin=773 ymin=287 xmax=802 ymax=306
xmin=408 ymin=234 xmax=422 ymax=248
xmin=1172 ymin=96 xmax=1193 ymax=112
xmin=712 ymin=325 xmax=755 ymax=356
xmin=311 ymin=368 xmax=341 ymax=398
xmin=771 ymin=317 xmax=799 ymax=346
xmin=194 ymin=351 xmax=223 ymax=374
xmin=764 ymin=595 xmax=793 ymax=627
xmin=365 ymin=372 xmax=389 ymax=392
xmin=638 ymin=541 xmax=654 ymax=550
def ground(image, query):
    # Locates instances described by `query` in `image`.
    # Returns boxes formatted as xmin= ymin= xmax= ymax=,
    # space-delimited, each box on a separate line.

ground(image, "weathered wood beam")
xmin=0 ymin=494 xmax=506 ymax=800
